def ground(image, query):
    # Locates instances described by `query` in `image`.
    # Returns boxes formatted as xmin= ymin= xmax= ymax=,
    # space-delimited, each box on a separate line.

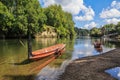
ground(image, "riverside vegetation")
xmin=0 ymin=0 xmax=75 ymax=38
xmin=0 ymin=0 xmax=120 ymax=39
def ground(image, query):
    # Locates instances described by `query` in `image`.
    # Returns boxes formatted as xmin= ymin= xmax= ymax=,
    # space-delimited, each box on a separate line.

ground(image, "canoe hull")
xmin=30 ymin=44 xmax=66 ymax=60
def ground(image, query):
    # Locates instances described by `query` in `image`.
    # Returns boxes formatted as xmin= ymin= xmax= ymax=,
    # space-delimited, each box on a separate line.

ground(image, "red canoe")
xmin=30 ymin=44 xmax=66 ymax=60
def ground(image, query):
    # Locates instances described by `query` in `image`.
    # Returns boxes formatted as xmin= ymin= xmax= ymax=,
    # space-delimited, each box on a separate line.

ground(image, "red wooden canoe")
xmin=30 ymin=44 xmax=66 ymax=60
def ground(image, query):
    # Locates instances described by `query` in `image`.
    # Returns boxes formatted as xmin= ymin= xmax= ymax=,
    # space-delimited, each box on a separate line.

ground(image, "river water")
xmin=0 ymin=37 xmax=118 ymax=80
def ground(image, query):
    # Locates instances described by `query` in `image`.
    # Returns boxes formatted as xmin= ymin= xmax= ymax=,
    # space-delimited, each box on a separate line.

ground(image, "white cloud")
xmin=105 ymin=18 xmax=120 ymax=24
xmin=41 ymin=0 xmax=55 ymax=7
xmin=100 ymin=1 xmax=120 ymax=19
xmin=40 ymin=0 xmax=95 ymax=21
xmin=41 ymin=0 xmax=84 ymax=15
xmin=61 ymin=0 xmax=85 ymax=15
xmin=84 ymin=22 xmax=97 ymax=29
xmin=111 ymin=1 xmax=116 ymax=7
xmin=75 ymin=6 xmax=95 ymax=21
xmin=100 ymin=1 xmax=120 ymax=25
xmin=100 ymin=8 xmax=120 ymax=18
xmin=111 ymin=1 xmax=120 ymax=9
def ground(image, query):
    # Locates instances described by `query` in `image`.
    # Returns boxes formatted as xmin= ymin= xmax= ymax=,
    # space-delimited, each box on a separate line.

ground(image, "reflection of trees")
xmin=91 ymin=37 xmax=101 ymax=45
xmin=35 ymin=38 xmax=57 ymax=46
xmin=32 ymin=38 xmax=57 ymax=51
xmin=0 ymin=38 xmax=75 ymax=80
xmin=102 ymin=40 xmax=115 ymax=48
xmin=91 ymin=38 xmax=115 ymax=48
xmin=0 ymin=39 xmax=28 ymax=58
xmin=107 ymin=41 xmax=120 ymax=48
xmin=101 ymin=38 xmax=118 ymax=48
xmin=56 ymin=37 xmax=75 ymax=53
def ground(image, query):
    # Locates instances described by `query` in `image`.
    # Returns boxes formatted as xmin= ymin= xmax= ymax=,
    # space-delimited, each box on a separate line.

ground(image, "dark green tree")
xmin=0 ymin=2 xmax=14 ymax=38
xmin=116 ymin=22 xmax=120 ymax=34
xmin=44 ymin=5 xmax=75 ymax=38
xmin=74 ymin=27 xmax=89 ymax=36
xmin=24 ymin=0 xmax=46 ymax=58
xmin=90 ymin=27 xmax=103 ymax=37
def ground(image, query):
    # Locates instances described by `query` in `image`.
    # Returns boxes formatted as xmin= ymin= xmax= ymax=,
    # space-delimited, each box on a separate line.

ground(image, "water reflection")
xmin=105 ymin=67 xmax=120 ymax=80
xmin=0 ymin=37 xmax=118 ymax=80
xmin=0 ymin=38 xmax=74 ymax=80
xmin=33 ymin=38 xmax=57 ymax=49
xmin=35 ymin=60 xmax=71 ymax=80
xmin=72 ymin=38 xmax=94 ymax=59
xmin=34 ymin=49 xmax=72 ymax=80
xmin=72 ymin=37 xmax=115 ymax=60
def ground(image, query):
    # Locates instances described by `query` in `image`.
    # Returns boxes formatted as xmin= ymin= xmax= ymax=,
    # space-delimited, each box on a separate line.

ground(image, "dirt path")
xmin=58 ymin=48 xmax=120 ymax=80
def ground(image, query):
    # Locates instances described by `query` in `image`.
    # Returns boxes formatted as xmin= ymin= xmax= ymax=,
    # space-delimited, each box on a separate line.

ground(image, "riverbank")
xmin=58 ymin=48 xmax=120 ymax=80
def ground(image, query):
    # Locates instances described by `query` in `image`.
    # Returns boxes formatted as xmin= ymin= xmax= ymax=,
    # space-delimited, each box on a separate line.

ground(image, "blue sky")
xmin=39 ymin=0 xmax=120 ymax=29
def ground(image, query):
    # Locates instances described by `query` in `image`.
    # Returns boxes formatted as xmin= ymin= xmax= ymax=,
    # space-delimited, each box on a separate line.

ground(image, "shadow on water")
xmin=31 ymin=56 xmax=57 ymax=72
xmin=4 ymin=56 xmax=59 ymax=80
xmin=12 ymin=59 xmax=33 ymax=65
xmin=10 ymin=57 xmax=49 ymax=65
xmin=4 ymin=74 xmax=35 ymax=80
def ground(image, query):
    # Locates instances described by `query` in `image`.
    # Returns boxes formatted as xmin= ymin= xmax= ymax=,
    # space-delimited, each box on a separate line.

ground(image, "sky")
xmin=39 ymin=0 xmax=120 ymax=29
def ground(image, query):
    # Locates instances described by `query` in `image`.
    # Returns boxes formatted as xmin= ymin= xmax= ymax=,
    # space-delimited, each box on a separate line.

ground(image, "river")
xmin=0 ymin=37 xmax=118 ymax=80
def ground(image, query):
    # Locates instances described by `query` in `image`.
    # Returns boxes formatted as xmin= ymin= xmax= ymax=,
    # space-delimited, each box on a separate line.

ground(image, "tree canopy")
xmin=74 ymin=27 xmax=89 ymax=36
xmin=44 ymin=5 xmax=75 ymax=38
xmin=90 ymin=22 xmax=120 ymax=37
xmin=0 ymin=0 xmax=75 ymax=38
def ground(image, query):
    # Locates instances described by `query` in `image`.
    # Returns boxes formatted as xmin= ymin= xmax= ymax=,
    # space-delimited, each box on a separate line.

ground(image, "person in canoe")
xmin=94 ymin=39 xmax=103 ymax=53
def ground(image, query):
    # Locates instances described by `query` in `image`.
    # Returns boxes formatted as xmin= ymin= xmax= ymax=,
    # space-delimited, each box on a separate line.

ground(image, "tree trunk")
xmin=27 ymin=25 xmax=32 ymax=59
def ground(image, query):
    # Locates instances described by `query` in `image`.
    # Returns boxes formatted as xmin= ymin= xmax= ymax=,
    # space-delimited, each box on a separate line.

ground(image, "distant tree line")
xmin=90 ymin=22 xmax=120 ymax=38
xmin=0 ymin=0 xmax=75 ymax=38
xmin=74 ymin=27 xmax=89 ymax=36
xmin=74 ymin=22 xmax=120 ymax=38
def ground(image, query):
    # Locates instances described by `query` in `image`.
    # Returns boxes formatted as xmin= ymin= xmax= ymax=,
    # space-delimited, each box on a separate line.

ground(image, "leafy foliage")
xmin=74 ymin=27 xmax=89 ymax=36
xmin=116 ymin=22 xmax=120 ymax=34
xmin=0 ymin=2 xmax=14 ymax=36
xmin=44 ymin=5 xmax=75 ymax=38
xmin=90 ymin=27 xmax=103 ymax=37
xmin=90 ymin=23 xmax=120 ymax=37
xmin=0 ymin=1 xmax=75 ymax=38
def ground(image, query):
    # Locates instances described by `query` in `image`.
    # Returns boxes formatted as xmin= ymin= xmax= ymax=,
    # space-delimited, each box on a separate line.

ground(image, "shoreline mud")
xmin=58 ymin=48 xmax=120 ymax=80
